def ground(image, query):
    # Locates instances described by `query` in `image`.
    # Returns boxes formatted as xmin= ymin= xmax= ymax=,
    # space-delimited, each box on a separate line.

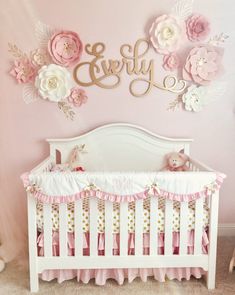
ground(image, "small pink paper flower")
xmin=186 ymin=14 xmax=210 ymax=42
xmin=48 ymin=31 xmax=83 ymax=67
xmin=68 ymin=88 xmax=87 ymax=107
xmin=183 ymin=45 xmax=224 ymax=85
xmin=30 ymin=48 xmax=50 ymax=67
xmin=10 ymin=59 xmax=36 ymax=84
xmin=163 ymin=53 xmax=180 ymax=71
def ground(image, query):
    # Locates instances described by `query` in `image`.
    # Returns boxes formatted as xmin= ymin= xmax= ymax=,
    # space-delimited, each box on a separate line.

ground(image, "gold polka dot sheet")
xmin=36 ymin=196 xmax=209 ymax=234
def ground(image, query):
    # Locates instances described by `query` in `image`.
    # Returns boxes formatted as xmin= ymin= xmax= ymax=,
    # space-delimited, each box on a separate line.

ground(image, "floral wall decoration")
xmin=8 ymin=26 xmax=87 ymax=120
xmin=148 ymin=0 xmax=228 ymax=112
xmin=7 ymin=0 xmax=228 ymax=117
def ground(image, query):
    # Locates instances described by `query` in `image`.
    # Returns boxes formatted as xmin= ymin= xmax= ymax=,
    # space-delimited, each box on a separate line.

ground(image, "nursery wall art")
xmin=8 ymin=0 xmax=228 ymax=119
xmin=73 ymin=39 xmax=187 ymax=97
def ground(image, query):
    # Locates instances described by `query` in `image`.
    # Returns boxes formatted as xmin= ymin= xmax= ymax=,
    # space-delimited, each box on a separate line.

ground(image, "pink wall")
xmin=0 ymin=0 xmax=234 ymax=260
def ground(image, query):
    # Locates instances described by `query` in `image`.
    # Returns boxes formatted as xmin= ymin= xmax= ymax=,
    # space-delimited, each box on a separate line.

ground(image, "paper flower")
xmin=183 ymin=45 xmax=224 ymax=85
xmin=163 ymin=53 xmax=180 ymax=71
xmin=149 ymin=14 xmax=185 ymax=54
xmin=48 ymin=31 xmax=83 ymax=67
xmin=10 ymin=59 xmax=36 ymax=84
xmin=67 ymin=87 xmax=88 ymax=107
xmin=186 ymin=14 xmax=210 ymax=42
xmin=182 ymin=85 xmax=207 ymax=112
xmin=30 ymin=48 xmax=51 ymax=67
xmin=35 ymin=64 xmax=72 ymax=102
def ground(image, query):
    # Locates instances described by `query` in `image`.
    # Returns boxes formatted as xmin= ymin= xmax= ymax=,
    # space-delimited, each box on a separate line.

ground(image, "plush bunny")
xmin=68 ymin=144 xmax=86 ymax=172
xmin=162 ymin=150 xmax=189 ymax=171
xmin=50 ymin=145 xmax=86 ymax=172
xmin=0 ymin=258 xmax=5 ymax=272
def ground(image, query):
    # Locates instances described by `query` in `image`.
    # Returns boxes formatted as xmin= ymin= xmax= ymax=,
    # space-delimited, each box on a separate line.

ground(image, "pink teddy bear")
xmin=162 ymin=150 xmax=189 ymax=171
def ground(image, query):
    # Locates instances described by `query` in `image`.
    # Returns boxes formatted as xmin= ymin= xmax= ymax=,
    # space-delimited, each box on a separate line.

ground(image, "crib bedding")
xmin=28 ymin=171 xmax=222 ymax=204
xmin=37 ymin=230 xmax=209 ymax=285
xmin=36 ymin=196 xmax=209 ymax=233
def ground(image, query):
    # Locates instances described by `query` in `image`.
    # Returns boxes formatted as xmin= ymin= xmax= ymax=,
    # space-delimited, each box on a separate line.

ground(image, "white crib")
xmin=25 ymin=123 xmax=224 ymax=292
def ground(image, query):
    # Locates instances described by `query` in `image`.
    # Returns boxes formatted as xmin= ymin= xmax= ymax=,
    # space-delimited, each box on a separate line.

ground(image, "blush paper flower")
xmin=35 ymin=64 xmax=72 ymax=102
xmin=182 ymin=85 xmax=207 ymax=112
xmin=30 ymin=48 xmax=51 ymax=67
xmin=149 ymin=14 xmax=185 ymax=55
xmin=48 ymin=31 xmax=83 ymax=67
xmin=186 ymin=14 xmax=210 ymax=42
xmin=163 ymin=53 xmax=180 ymax=71
xmin=68 ymin=88 xmax=88 ymax=107
xmin=10 ymin=59 xmax=36 ymax=84
xmin=183 ymin=45 xmax=224 ymax=85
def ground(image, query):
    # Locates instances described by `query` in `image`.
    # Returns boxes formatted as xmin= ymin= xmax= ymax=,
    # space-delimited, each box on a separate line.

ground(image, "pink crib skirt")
xmin=37 ymin=230 xmax=209 ymax=285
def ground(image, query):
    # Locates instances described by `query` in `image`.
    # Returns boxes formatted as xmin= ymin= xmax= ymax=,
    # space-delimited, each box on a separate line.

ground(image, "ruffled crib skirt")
xmin=38 ymin=230 xmax=209 ymax=285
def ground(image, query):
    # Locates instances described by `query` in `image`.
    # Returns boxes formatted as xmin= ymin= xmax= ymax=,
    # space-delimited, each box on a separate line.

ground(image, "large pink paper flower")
xmin=10 ymin=58 xmax=36 ymax=84
xmin=183 ymin=45 xmax=224 ymax=85
xmin=67 ymin=87 xmax=88 ymax=107
xmin=149 ymin=14 xmax=185 ymax=55
xmin=48 ymin=31 xmax=83 ymax=67
xmin=186 ymin=14 xmax=210 ymax=42
xmin=163 ymin=53 xmax=180 ymax=71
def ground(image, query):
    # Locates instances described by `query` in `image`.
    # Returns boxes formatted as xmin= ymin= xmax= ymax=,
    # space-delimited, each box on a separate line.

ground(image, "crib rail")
xmin=27 ymin=188 xmax=219 ymax=292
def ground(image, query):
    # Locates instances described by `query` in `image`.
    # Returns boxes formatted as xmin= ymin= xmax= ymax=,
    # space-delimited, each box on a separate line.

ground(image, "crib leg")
xmin=27 ymin=193 xmax=39 ymax=292
xmin=206 ymin=268 xmax=216 ymax=289
xmin=206 ymin=191 xmax=219 ymax=290
xmin=29 ymin=271 xmax=39 ymax=293
xmin=206 ymin=240 xmax=217 ymax=290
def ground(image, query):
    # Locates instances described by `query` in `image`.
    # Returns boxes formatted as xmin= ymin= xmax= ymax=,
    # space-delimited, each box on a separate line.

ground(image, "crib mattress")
xmin=36 ymin=196 xmax=209 ymax=233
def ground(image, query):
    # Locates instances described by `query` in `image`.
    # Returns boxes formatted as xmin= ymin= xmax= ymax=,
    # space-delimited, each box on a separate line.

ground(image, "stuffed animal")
xmin=50 ymin=145 xmax=86 ymax=172
xmin=162 ymin=150 xmax=189 ymax=171
xmin=50 ymin=163 xmax=71 ymax=172
xmin=0 ymin=258 xmax=5 ymax=272
xmin=68 ymin=144 xmax=86 ymax=172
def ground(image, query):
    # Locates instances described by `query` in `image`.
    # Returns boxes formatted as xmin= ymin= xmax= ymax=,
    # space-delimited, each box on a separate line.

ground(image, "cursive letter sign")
xmin=73 ymin=39 xmax=187 ymax=97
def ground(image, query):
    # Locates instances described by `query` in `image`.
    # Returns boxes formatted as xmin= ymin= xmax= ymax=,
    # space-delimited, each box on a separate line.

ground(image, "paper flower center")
xmin=64 ymin=42 xmax=74 ymax=52
xmin=162 ymin=27 xmax=174 ymax=40
xmin=197 ymin=57 xmax=207 ymax=67
xmin=191 ymin=93 xmax=200 ymax=102
xmin=195 ymin=23 xmax=204 ymax=33
xmin=48 ymin=77 xmax=58 ymax=89
xmin=73 ymin=93 xmax=82 ymax=102
xmin=35 ymin=53 xmax=44 ymax=64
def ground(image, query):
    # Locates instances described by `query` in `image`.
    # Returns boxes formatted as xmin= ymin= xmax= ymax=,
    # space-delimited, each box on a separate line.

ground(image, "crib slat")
xmin=150 ymin=197 xmax=158 ymax=255
xmin=59 ymin=203 xmax=67 ymax=256
xmin=164 ymin=199 xmax=173 ymax=255
xmin=179 ymin=202 xmax=188 ymax=255
xmin=89 ymin=197 xmax=98 ymax=256
xmin=43 ymin=203 xmax=52 ymax=257
xmin=120 ymin=202 xmax=128 ymax=256
xmin=105 ymin=201 xmax=113 ymax=256
xmin=194 ymin=197 xmax=204 ymax=255
xmin=74 ymin=199 xmax=83 ymax=257
xmin=135 ymin=200 xmax=143 ymax=256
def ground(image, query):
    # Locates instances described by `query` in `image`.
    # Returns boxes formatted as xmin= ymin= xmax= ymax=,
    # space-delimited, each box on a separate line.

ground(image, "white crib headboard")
xmin=47 ymin=123 xmax=193 ymax=171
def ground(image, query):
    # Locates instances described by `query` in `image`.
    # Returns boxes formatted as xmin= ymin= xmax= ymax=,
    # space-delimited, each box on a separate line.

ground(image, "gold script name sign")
xmin=73 ymin=38 xmax=187 ymax=97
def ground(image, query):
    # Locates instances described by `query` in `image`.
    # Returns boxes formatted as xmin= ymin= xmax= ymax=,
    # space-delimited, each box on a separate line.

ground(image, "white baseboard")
xmin=218 ymin=224 xmax=235 ymax=236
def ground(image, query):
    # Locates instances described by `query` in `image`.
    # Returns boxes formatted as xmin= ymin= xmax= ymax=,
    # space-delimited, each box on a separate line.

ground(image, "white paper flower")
xmin=149 ymin=14 xmax=185 ymax=55
xmin=182 ymin=85 xmax=207 ymax=112
xmin=35 ymin=64 xmax=72 ymax=102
